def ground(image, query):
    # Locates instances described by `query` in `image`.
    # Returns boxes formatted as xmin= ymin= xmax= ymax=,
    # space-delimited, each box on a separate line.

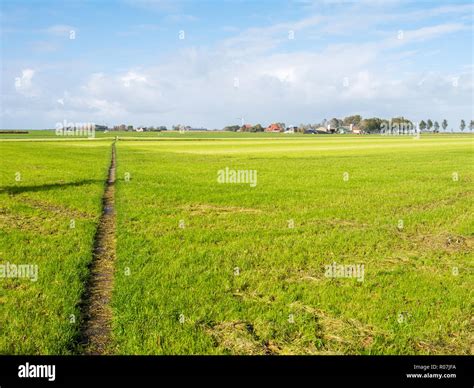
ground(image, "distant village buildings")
xmin=265 ymin=123 xmax=283 ymax=132
xmin=77 ymin=116 xmax=462 ymax=136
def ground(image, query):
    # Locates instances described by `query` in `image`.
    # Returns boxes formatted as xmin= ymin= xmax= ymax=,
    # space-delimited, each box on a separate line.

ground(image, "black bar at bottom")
xmin=0 ymin=355 xmax=471 ymax=386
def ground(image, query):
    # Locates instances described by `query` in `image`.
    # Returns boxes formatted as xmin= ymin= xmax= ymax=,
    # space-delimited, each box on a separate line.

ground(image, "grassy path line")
xmin=79 ymin=142 xmax=117 ymax=354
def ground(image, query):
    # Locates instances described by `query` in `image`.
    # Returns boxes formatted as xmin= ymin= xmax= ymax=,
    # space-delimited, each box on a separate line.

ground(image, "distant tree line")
xmin=223 ymin=116 xmax=474 ymax=133
xmin=110 ymin=118 xmax=474 ymax=133
xmin=111 ymin=124 xmax=167 ymax=131
xmin=224 ymin=124 xmax=266 ymax=132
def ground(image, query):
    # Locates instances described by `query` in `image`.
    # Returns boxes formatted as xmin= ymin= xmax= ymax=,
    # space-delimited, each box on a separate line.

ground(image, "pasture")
xmin=0 ymin=141 xmax=112 ymax=354
xmin=1 ymin=134 xmax=472 ymax=354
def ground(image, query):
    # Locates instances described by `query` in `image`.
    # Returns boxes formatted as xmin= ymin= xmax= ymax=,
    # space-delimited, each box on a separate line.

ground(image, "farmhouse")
xmin=335 ymin=123 xmax=364 ymax=134
xmin=315 ymin=126 xmax=329 ymax=134
xmin=265 ymin=123 xmax=282 ymax=132
xmin=335 ymin=125 xmax=351 ymax=134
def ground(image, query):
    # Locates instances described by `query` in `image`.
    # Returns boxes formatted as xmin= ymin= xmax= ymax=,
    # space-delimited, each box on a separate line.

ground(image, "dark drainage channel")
xmin=78 ymin=141 xmax=117 ymax=355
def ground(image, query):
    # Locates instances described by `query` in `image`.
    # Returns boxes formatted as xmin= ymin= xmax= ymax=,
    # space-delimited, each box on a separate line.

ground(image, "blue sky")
xmin=1 ymin=0 xmax=473 ymax=129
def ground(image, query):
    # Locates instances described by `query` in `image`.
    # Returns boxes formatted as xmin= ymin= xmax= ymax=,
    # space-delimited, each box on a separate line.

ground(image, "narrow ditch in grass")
xmin=78 ymin=141 xmax=117 ymax=354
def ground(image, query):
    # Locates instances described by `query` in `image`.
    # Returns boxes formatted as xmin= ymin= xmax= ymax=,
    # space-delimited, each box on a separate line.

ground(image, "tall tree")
xmin=327 ymin=118 xmax=340 ymax=128
xmin=252 ymin=124 xmax=264 ymax=132
xmin=419 ymin=120 xmax=427 ymax=131
xmin=343 ymin=115 xmax=362 ymax=126
xmin=391 ymin=116 xmax=412 ymax=125
xmin=360 ymin=118 xmax=383 ymax=133
xmin=391 ymin=117 xmax=413 ymax=134
xmin=460 ymin=120 xmax=466 ymax=132
xmin=427 ymin=119 xmax=433 ymax=131
xmin=442 ymin=119 xmax=448 ymax=131
xmin=470 ymin=120 xmax=474 ymax=132
xmin=434 ymin=121 xmax=440 ymax=132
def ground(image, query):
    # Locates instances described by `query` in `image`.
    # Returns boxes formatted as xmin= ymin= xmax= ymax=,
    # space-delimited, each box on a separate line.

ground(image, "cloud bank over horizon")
xmin=1 ymin=0 xmax=473 ymax=129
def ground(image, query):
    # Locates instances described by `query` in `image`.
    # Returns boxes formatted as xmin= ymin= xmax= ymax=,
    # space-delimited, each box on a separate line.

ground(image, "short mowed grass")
xmin=0 ymin=140 xmax=112 ymax=354
xmin=111 ymin=135 xmax=473 ymax=355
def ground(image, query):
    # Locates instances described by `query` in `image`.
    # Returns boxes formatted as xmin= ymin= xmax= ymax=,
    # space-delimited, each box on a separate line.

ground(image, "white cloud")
xmin=221 ymin=15 xmax=322 ymax=57
xmin=401 ymin=23 xmax=467 ymax=43
xmin=43 ymin=24 xmax=76 ymax=37
xmin=14 ymin=69 xmax=36 ymax=96
xmin=121 ymin=71 xmax=148 ymax=87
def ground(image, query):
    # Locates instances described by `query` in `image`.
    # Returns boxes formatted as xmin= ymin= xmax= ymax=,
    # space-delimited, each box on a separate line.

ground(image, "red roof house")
xmin=265 ymin=123 xmax=282 ymax=132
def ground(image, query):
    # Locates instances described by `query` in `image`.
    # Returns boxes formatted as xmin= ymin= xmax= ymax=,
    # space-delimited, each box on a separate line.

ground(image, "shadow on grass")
xmin=0 ymin=179 xmax=102 ymax=195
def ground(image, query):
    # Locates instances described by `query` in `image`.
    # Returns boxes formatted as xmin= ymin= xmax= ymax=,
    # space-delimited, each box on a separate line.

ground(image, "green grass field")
xmin=0 ymin=141 xmax=112 ymax=354
xmin=1 ymin=134 xmax=473 ymax=355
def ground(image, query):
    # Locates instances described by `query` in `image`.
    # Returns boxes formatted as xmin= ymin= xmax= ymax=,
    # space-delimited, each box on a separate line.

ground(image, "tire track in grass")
xmin=79 ymin=141 xmax=117 ymax=354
